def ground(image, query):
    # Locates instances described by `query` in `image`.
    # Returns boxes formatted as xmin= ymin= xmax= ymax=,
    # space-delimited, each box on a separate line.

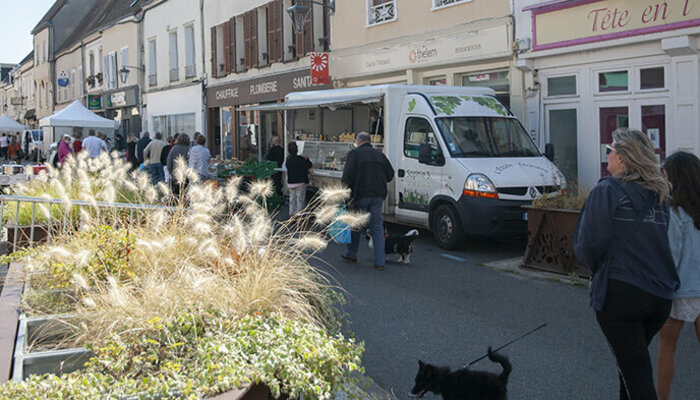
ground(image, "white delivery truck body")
xmin=244 ymin=84 xmax=565 ymax=249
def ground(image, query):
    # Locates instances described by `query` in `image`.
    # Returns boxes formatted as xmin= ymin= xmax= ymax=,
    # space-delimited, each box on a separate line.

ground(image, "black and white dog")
xmin=366 ymin=229 xmax=419 ymax=264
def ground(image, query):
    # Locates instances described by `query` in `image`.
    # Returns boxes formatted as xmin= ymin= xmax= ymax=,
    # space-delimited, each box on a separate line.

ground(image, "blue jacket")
xmin=668 ymin=206 xmax=700 ymax=299
xmin=574 ymin=177 xmax=679 ymax=311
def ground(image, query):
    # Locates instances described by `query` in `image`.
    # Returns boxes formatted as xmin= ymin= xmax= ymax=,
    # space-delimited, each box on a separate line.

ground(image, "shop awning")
xmin=238 ymin=93 xmax=383 ymax=111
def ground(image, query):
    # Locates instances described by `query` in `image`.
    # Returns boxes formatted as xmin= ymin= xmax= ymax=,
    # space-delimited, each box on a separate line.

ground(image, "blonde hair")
xmin=611 ymin=128 xmax=670 ymax=203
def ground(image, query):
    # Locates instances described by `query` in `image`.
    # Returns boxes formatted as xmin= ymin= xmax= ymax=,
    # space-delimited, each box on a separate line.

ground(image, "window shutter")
xmin=251 ymin=9 xmax=258 ymax=68
xmin=228 ymin=17 xmax=236 ymax=73
xmin=244 ymin=12 xmax=252 ymax=69
xmin=267 ymin=0 xmax=283 ymax=63
xmin=211 ymin=26 xmax=217 ymax=77
xmin=223 ymin=22 xmax=231 ymax=74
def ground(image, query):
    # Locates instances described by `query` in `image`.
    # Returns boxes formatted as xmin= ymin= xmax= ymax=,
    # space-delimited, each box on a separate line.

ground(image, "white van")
xmin=243 ymin=85 xmax=565 ymax=249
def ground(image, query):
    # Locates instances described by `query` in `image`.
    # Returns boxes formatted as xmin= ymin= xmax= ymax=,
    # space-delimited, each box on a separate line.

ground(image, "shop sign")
xmin=310 ymin=53 xmax=330 ymax=85
xmin=57 ymin=70 xmax=69 ymax=87
xmin=331 ymin=24 xmax=509 ymax=78
xmin=103 ymin=87 xmax=138 ymax=109
xmin=88 ymin=95 xmax=101 ymax=110
xmin=10 ymin=97 xmax=23 ymax=105
xmin=110 ymin=91 xmax=127 ymax=107
xmin=207 ymin=69 xmax=332 ymax=107
xmin=526 ymin=0 xmax=700 ymax=51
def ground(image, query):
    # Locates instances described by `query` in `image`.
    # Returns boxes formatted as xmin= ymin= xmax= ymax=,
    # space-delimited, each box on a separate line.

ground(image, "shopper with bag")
xmin=574 ymin=128 xmax=679 ymax=400
xmin=285 ymin=141 xmax=312 ymax=216
xmin=340 ymin=131 xmax=394 ymax=270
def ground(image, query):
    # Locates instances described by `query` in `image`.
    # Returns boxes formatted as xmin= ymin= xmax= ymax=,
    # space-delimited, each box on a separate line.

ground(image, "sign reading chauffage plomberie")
xmin=331 ymin=24 xmax=510 ymax=78
xmin=527 ymin=0 xmax=700 ymax=51
xmin=207 ymin=69 xmax=332 ymax=108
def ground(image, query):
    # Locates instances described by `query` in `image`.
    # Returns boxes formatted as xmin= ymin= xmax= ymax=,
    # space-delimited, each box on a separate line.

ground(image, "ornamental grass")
xmin=0 ymin=156 xmax=371 ymax=399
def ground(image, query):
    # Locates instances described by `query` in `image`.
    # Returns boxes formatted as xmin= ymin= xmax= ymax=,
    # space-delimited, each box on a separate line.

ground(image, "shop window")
xmin=426 ymin=77 xmax=446 ymax=86
xmin=598 ymin=70 xmax=628 ymax=92
xmin=153 ymin=113 xmax=196 ymax=138
xmin=640 ymin=67 xmax=664 ymax=90
xmin=404 ymin=117 xmax=440 ymax=160
xmin=184 ymin=25 xmax=196 ymax=78
xmin=547 ymin=76 xmax=576 ymax=96
xmin=432 ymin=0 xmax=472 ymax=10
xmin=367 ymin=0 xmax=397 ymax=26
xmin=461 ymin=70 xmax=510 ymax=108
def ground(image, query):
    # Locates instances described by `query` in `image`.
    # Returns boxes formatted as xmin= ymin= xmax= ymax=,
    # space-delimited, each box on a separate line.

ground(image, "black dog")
xmin=411 ymin=347 xmax=511 ymax=400
xmin=366 ymin=228 xmax=419 ymax=264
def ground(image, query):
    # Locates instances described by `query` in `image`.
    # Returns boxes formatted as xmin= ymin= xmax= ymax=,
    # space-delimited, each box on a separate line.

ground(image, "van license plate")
xmin=523 ymin=212 xmax=528 ymax=221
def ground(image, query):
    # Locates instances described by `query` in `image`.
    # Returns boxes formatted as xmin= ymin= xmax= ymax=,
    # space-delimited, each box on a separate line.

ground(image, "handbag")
xmin=328 ymin=204 xmax=352 ymax=244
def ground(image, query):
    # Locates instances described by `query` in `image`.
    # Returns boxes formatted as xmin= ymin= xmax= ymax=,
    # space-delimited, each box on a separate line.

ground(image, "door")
xmin=545 ymin=104 xmax=579 ymax=188
xmin=395 ymin=115 xmax=444 ymax=224
xmin=598 ymin=104 xmax=629 ymax=177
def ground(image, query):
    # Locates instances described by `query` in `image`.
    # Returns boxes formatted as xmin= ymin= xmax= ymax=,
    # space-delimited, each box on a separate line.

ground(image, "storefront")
xmin=102 ymin=86 xmax=141 ymax=144
xmin=205 ymin=69 xmax=332 ymax=161
xmin=519 ymin=0 xmax=700 ymax=191
xmin=331 ymin=16 xmax=521 ymax=114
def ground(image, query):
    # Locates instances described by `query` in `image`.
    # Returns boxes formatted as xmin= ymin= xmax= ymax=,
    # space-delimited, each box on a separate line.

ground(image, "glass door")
xmin=545 ymin=105 xmax=579 ymax=189
xmin=598 ymin=105 xmax=629 ymax=177
xmin=641 ymin=103 xmax=666 ymax=164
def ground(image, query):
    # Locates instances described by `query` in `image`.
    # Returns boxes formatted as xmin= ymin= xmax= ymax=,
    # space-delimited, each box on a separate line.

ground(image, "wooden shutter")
xmin=211 ymin=26 xmax=217 ymax=77
xmin=228 ymin=17 xmax=236 ymax=72
xmin=244 ymin=12 xmax=252 ymax=69
xmin=294 ymin=1 xmax=313 ymax=57
xmin=267 ymin=0 xmax=283 ymax=63
xmin=250 ymin=9 xmax=258 ymax=68
xmin=223 ymin=22 xmax=231 ymax=74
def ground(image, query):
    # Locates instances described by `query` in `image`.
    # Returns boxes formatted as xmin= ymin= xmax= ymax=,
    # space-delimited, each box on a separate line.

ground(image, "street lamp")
xmin=119 ymin=65 xmax=144 ymax=84
xmin=286 ymin=0 xmax=335 ymax=34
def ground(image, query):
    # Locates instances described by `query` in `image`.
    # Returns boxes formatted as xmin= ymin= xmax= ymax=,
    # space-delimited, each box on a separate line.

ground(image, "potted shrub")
xmin=521 ymin=188 xmax=589 ymax=278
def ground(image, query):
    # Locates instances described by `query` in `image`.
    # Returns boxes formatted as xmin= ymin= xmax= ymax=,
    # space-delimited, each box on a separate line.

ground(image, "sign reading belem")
xmin=528 ymin=0 xmax=700 ymax=50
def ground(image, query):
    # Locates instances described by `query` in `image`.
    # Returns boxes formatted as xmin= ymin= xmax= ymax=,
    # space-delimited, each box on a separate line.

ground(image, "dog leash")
xmin=461 ymin=322 xmax=548 ymax=369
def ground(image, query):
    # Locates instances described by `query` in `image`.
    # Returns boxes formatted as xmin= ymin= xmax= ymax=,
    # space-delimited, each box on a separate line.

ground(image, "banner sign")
xmin=57 ymin=70 xmax=69 ymax=87
xmin=310 ymin=53 xmax=330 ymax=85
xmin=87 ymin=95 xmax=101 ymax=110
xmin=526 ymin=0 xmax=700 ymax=51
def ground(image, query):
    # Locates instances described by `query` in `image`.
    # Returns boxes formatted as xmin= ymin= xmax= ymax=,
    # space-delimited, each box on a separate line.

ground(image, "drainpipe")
xmin=80 ymin=41 xmax=86 ymax=104
xmin=135 ymin=10 xmax=145 ymax=122
xmin=48 ymin=20 xmax=55 ymax=113
xmin=200 ymin=0 xmax=207 ymax=136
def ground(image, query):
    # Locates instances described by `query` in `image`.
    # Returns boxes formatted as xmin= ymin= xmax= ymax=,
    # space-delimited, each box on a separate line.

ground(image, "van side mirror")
xmin=418 ymin=142 xmax=445 ymax=166
xmin=544 ymin=143 xmax=555 ymax=162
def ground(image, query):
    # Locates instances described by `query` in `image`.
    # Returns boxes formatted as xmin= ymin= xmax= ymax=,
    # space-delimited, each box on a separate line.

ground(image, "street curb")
xmin=335 ymin=372 xmax=394 ymax=400
xmin=483 ymin=257 xmax=589 ymax=287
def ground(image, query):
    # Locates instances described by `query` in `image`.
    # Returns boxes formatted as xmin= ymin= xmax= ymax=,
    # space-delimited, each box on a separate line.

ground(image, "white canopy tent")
xmin=39 ymin=100 xmax=119 ymax=129
xmin=0 ymin=114 xmax=28 ymax=132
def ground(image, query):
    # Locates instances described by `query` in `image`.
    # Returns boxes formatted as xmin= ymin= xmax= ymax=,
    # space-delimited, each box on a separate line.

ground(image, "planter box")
xmin=521 ymin=207 xmax=589 ymax=278
xmin=5 ymin=225 xmax=52 ymax=253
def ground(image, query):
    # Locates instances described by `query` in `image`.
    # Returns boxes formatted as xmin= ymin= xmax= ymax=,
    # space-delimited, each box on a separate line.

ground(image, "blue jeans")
xmin=345 ymin=197 xmax=385 ymax=267
xmin=147 ymin=163 xmax=165 ymax=184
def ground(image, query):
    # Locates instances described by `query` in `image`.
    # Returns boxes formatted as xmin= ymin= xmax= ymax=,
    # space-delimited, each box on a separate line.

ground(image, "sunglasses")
xmin=605 ymin=144 xmax=615 ymax=155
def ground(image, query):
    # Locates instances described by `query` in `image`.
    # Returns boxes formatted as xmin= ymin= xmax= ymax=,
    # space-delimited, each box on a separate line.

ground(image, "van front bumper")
xmin=455 ymin=195 xmax=531 ymax=237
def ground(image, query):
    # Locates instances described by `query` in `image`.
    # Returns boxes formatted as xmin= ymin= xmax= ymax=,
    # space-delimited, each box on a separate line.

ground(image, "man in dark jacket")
xmin=266 ymin=136 xmax=284 ymax=196
xmin=341 ymin=131 xmax=394 ymax=270
xmin=136 ymin=131 xmax=152 ymax=166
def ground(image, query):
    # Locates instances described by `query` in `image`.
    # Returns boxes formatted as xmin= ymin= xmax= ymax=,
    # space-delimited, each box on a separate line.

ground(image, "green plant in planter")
xmin=531 ymin=190 xmax=588 ymax=210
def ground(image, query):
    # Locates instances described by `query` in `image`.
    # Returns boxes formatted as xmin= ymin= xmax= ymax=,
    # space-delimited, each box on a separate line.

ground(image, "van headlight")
xmin=463 ymin=174 xmax=498 ymax=199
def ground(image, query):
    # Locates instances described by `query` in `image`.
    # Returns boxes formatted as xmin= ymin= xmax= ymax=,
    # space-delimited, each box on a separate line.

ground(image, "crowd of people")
xmin=0 ymin=132 xmax=24 ymax=162
xmin=574 ymin=128 xmax=700 ymax=400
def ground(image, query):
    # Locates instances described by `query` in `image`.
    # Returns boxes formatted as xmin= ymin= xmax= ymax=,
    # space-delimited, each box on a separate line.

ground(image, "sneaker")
xmin=341 ymin=254 xmax=357 ymax=263
xmin=374 ymin=265 xmax=385 ymax=271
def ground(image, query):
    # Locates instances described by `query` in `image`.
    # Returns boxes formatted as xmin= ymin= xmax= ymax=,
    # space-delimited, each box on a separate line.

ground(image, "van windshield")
xmin=436 ymin=117 xmax=540 ymax=158
xmin=32 ymin=130 xmax=43 ymax=141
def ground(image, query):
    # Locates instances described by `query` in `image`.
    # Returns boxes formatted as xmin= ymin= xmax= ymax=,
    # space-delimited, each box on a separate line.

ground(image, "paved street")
xmin=313 ymin=225 xmax=700 ymax=400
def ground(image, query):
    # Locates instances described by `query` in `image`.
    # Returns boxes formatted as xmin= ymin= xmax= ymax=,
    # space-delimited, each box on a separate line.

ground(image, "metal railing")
xmin=0 ymin=195 xmax=179 ymax=253
xmin=368 ymin=1 xmax=396 ymax=25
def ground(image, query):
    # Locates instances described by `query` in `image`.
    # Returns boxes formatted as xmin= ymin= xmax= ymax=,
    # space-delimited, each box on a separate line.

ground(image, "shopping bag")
xmin=328 ymin=205 xmax=351 ymax=244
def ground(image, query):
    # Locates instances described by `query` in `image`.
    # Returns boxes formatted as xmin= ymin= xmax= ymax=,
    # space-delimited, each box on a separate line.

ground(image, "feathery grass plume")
xmin=185 ymin=166 xmax=201 ymax=184
xmin=106 ymin=277 xmax=129 ymax=308
xmin=145 ymin=186 xmax=157 ymax=203
xmin=73 ymin=250 xmax=92 ymax=268
xmin=71 ymin=273 xmax=90 ymax=290
xmin=224 ymin=176 xmax=242 ymax=203
xmin=314 ymin=205 xmax=339 ymax=225
xmin=294 ymin=235 xmax=328 ymax=252
xmin=250 ymin=180 xmax=273 ymax=199
xmin=82 ymin=297 xmax=96 ymax=308
xmin=47 ymin=246 xmax=73 ymax=260
xmin=150 ymin=210 xmax=167 ymax=231
xmin=335 ymin=211 xmax=369 ymax=229
xmin=173 ymin=157 xmax=187 ymax=185
xmin=136 ymin=172 xmax=151 ymax=192
xmin=156 ymin=182 xmax=170 ymax=197
xmin=318 ymin=186 xmax=350 ymax=204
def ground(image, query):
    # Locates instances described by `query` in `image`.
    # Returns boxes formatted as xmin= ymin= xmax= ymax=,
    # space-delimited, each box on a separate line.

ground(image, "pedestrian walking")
xmin=136 ymin=131 xmax=152 ymax=166
xmin=574 ymin=128 xmax=679 ymax=400
xmin=82 ymin=130 xmax=108 ymax=158
xmin=285 ymin=141 xmax=312 ymax=216
xmin=188 ymin=133 xmax=211 ymax=182
xmin=162 ymin=135 xmax=175 ymax=183
xmin=340 ymin=131 xmax=394 ymax=270
xmin=7 ymin=134 xmax=21 ymax=161
xmin=57 ymin=134 xmax=73 ymax=166
xmin=0 ymin=133 xmax=8 ymax=161
xmin=126 ymin=134 xmax=138 ymax=171
xmin=72 ymin=133 xmax=83 ymax=154
xmin=656 ymin=151 xmax=700 ymax=400
xmin=267 ymin=136 xmax=285 ymax=196
xmin=143 ymin=132 xmax=167 ymax=184
xmin=167 ymin=133 xmax=190 ymax=200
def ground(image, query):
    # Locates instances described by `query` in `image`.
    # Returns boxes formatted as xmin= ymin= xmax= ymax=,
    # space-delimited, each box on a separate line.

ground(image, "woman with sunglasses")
xmin=656 ymin=151 xmax=700 ymax=400
xmin=574 ymin=128 xmax=679 ymax=400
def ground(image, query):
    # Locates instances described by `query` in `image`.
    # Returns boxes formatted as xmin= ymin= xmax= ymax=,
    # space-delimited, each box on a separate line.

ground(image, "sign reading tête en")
xmin=527 ymin=0 xmax=700 ymax=51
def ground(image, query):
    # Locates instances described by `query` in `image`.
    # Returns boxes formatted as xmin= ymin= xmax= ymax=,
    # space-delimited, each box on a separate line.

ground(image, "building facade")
xmin=515 ymin=0 xmax=700 ymax=190
xmin=331 ymin=0 xmax=524 ymax=119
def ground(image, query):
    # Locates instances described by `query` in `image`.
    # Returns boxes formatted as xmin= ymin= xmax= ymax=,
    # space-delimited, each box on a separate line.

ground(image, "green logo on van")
xmin=429 ymin=95 xmax=508 ymax=116
xmin=408 ymin=98 xmax=416 ymax=112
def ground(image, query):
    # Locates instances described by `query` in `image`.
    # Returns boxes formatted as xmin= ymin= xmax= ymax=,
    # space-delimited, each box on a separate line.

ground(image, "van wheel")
xmin=432 ymin=204 xmax=465 ymax=250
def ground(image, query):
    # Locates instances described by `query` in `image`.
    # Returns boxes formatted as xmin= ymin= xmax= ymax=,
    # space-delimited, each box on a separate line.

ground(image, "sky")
xmin=0 ymin=0 xmax=57 ymax=65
